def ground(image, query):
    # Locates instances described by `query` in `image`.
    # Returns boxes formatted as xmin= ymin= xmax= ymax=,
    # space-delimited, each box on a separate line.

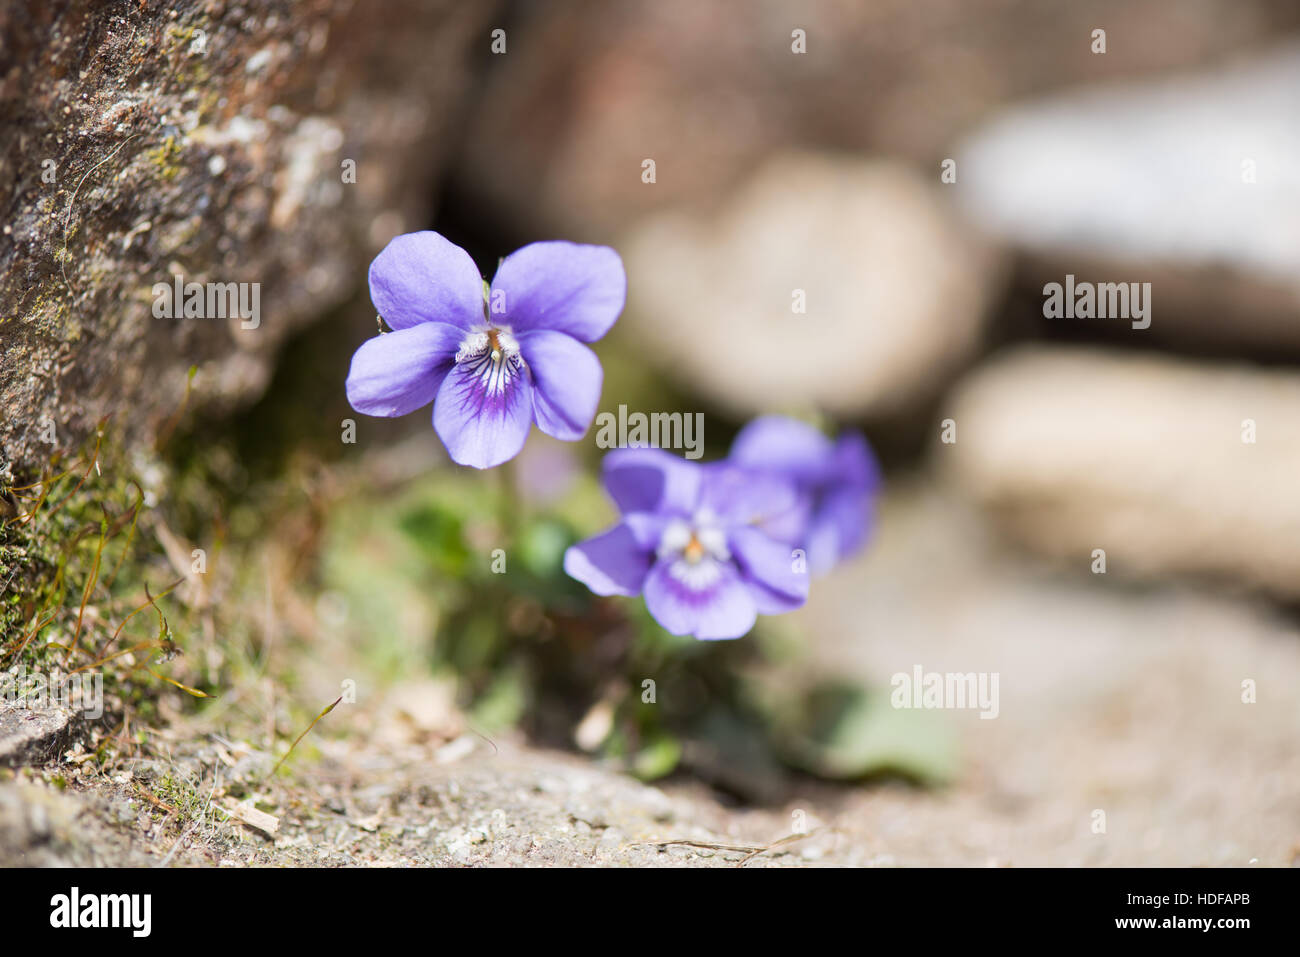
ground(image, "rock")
xmin=940 ymin=346 xmax=1300 ymax=596
xmin=617 ymin=153 xmax=1002 ymax=418
xmin=0 ymin=778 xmax=171 ymax=866
xmin=0 ymin=0 xmax=494 ymax=475
xmin=453 ymin=0 xmax=1300 ymax=238
xmin=955 ymin=45 xmax=1300 ymax=351
xmin=0 ymin=704 xmax=75 ymax=767
xmin=0 ymin=783 xmax=69 ymax=865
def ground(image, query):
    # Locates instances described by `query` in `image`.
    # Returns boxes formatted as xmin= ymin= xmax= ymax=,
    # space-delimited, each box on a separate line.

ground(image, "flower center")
xmin=456 ymin=326 xmax=523 ymax=394
xmin=657 ymin=510 xmax=730 ymax=588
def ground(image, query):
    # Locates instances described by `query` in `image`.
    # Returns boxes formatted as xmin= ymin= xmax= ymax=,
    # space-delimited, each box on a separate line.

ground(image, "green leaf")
xmin=517 ymin=518 xmax=570 ymax=579
xmin=774 ymin=681 xmax=958 ymax=784
xmin=630 ymin=731 xmax=682 ymax=781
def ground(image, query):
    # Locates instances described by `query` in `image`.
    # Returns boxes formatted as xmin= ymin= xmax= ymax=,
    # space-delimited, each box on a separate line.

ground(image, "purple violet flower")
xmin=346 ymin=231 xmax=626 ymax=469
xmin=563 ymin=448 xmax=810 ymax=640
xmin=728 ymin=416 xmax=881 ymax=576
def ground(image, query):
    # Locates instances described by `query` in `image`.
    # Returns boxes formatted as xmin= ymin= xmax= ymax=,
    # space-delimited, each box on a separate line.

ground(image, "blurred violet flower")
xmin=346 ymin=231 xmax=626 ymax=469
xmin=729 ymin=416 xmax=881 ymax=576
xmin=515 ymin=438 xmax=579 ymax=506
xmin=564 ymin=448 xmax=809 ymax=640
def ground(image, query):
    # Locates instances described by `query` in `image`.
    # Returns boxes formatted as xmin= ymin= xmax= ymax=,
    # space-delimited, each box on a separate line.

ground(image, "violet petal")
xmin=432 ymin=353 xmax=534 ymax=469
xmin=730 ymin=415 xmax=837 ymax=484
xmin=345 ymin=322 xmax=462 ymax=417
xmin=519 ymin=329 xmax=603 ymax=441
xmin=563 ymin=523 xmax=653 ymax=597
xmin=369 ymin=231 xmax=485 ymax=331
xmin=602 ymin=448 xmax=702 ymax=516
xmin=643 ymin=559 xmax=757 ymax=640
xmin=728 ymin=526 xmax=809 ymax=615
xmin=489 ymin=241 xmax=626 ymax=342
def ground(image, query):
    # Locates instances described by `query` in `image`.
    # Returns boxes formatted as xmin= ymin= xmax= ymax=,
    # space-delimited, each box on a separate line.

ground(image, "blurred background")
xmin=3 ymin=0 xmax=1299 ymax=866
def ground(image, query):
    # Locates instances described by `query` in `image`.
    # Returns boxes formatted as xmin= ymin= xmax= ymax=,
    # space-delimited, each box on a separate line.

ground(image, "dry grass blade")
xmin=45 ymin=422 xmax=105 ymax=521
xmin=154 ymin=364 xmax=198 ymax=451
xmin=70 ymin=639 xmax=162 ymax=674
xmin=734 ymin=829 xmax=822 ymax=867
xmin=147 ymin=668 xmax=212 ymax=698
xmin=65 ymin=513 xmax=109 ymax=664
xmin=97 ymin=576 xmax=184 ymax=661
xmin=1 ymin=610 xmax=59 ymax=667
xmin=271 ymin=695 xmax=344 ymax=777
xmin=62 ymin=135 xmax=141 ymax=299
xmin=102 ymin=484 xmax=145 ymax=589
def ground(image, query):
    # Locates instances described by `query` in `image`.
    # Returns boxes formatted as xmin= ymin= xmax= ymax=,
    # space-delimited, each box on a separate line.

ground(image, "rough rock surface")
xmin=619 ymin=153 xmax=1001 ymax=418
xmin=0 ymin=0 xmax=492 ymax=476
xmin=940 ymin=346 xmax=1300 ymax=597
xmin=0 ymin=704 xmax=75 ymax=767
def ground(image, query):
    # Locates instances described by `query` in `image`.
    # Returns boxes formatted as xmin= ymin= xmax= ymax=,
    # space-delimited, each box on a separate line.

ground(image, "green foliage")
xmin=316 ymin=459 xmax=952 ymax=794
xmin=1 ymin=424 xmax=214 ymax=748
xmin=768 ymin=681 xmax=958 ymax=784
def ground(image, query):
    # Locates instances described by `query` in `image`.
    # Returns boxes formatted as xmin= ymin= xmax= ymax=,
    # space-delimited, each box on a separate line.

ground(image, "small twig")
xmin=735 ymin=829 xmax=821 ymax=867
xmin=628 ymin=839 xmax=764 ymax=854
xmin=628 ymin=828 xmax=822 ymax=868
xmin=136 ymin=785 xmax=179 ymax=815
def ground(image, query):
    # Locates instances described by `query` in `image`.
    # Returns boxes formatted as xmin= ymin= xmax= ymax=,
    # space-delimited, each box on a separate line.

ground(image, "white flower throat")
xmin=456 ymin=326 xmax=523 ymax=395
xmin=658 ymin=509 xmax=730 ymax=590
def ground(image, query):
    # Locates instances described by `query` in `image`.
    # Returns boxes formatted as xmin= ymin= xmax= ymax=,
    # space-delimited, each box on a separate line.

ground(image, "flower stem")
xmin=499 ymin=458 xmax=521 ymax=547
